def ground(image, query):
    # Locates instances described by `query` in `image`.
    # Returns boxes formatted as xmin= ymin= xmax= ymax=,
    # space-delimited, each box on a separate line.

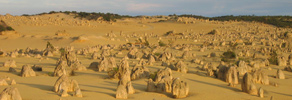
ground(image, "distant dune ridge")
xmin=0 ymin=11 xmax=291 ymax=100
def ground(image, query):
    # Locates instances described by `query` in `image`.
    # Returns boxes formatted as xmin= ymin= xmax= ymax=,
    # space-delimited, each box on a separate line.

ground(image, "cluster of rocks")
xmin=89 ymin=56 xmax=117 ymax=72
xmin=53 ymin=75 xmax=82 ymax=97
xmin=54 ymin=47 xmax=86 ymax=77
xmin=0 ymin=76 xmax=16 ymax=86
xmin=115 ymin=71 xmax=135 ymax=99
xmin=146 ymin=67 xmax=189 ymax=98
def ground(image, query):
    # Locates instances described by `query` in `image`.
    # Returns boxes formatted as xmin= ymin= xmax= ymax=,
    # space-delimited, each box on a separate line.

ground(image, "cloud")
xmin=126 ymin=3 xmax=161 ymax=12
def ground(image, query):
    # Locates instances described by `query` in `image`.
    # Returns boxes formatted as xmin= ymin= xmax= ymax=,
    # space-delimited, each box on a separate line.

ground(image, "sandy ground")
xmin=0 ymin=13 xmax=291 ymax=100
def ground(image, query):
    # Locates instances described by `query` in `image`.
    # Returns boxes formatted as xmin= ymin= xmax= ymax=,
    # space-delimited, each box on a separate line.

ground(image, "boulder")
xmin=53 ymin=75 xmax=82 ymax=97
xmin=20 ymin=65 xmax=36 ymax=77
xmin=91 ymin=52 xmax=99 ymax=60
xmin=116 ymin=84 xmax=127 ymax=99
xmin=157 ymin=76 xmax=173 ymax=93
xmin=147 ymin=55 xmax=156 ymax=65
xmin=0 ymin=79 xmax=8 ymax=86
xmin=288 ymin=54 xmax=292 ymax=65
xmin=207 ymin=68 xmax=214 ymax=76
xmin=216 ymin=64 xmax=228 ymax=80
xmin=53 ymin=60 xmax=73 ymax=77
xmin=131 ymin=65 xmax=150 ymax=80
xmin=0 ymin=87 xmax=22 ymax=100
xmin=32 ymin=65 xmax=43 ymax=71
xmin=172 ymin=78 xmax=189 ymax=98
xmin=251 ymin=69 xmax=269 ymax=85
xmin=108 ymin=58 xmax=129 ymax=79
xmin=284 ymin=66 xmax=292 ymax=72
xmin=116 ymin=71 xmax=135 ymax=99
xmin=277 ymin=56 xmax=287 ymax=66
xmin=241 ymin=73 xmax=257 ymax=95
xmin=226 ymin=66 xmax=239 ymax=85
xmin=127 ymin=48 xmax=138 ymax=59
xmin=97 ymin=57 xmax=110 ymax=72
xmin=88 ymin=62 xmax=99 ymax=70
xmin=155 ymin=67 xmax=173 ymax=82
xmin=70 ymin=59 xmax=87 ymax=71
xmin=3 ymin=60 xmax=17 ymax=67
xmin=276 ymin=69 xmax=285 ymax=79
xmin=8 ymin=67 xmax=17 ymax=72
xmin=237 ymin=60 xmax=248 ymax=76
xmin=258 ymin=87 xmax=264 ymax=98
xmin=146 ymin=79 xmax=156 ymax=92
xmin=175 ymin=61 xmax=188 ymax=73
xmin=182 ymin=51 xmax=192 ymax=59
xmin=10 ymin=79 xmax=16 ymax=85
xmin=108 ymin=57 xmax=117 ymax=69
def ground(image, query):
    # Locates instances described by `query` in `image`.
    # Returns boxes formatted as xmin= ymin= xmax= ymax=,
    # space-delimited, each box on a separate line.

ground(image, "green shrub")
xmin=158 ymin=41 xmax=167 ymax=47
xmin=268 ymin=51 xmax=278 ymax=65
xmin=6 ymin=26 xmax=14 ymax=31
xmin=0 ymin=25 xmax=5 ymax=32
xmin=164 ymin=31 xmax=174 ymax=36
xmin=59 ymin=48 xmax=65 ymax=54
xmin=47 ymin=72 xmax=53 ymax=76
xmin=221 ymin=50 xmax=236 ymax=62
xmin=154 ymin=53 xmax=161 ymax=56
xmin=208 ymin=29 xmax=216 ymax=35
xmin=149 ymin=71 xmax=157 ymax=80
xmin=113 ymin=67 xmax=119 ymax=71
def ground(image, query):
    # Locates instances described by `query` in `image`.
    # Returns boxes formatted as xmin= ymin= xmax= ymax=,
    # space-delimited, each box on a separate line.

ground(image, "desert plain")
xmin=0 ymin=13 xmax=291 ymax=100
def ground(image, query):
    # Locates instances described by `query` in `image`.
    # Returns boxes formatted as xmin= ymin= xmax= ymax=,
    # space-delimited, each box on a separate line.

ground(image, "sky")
xmin=0 ymin=0 xmax=291 ymax=17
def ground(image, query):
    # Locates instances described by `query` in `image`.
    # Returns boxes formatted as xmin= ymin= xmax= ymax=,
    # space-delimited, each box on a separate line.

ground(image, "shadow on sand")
xmin=20 ymin=82 xmax=53 ymax=91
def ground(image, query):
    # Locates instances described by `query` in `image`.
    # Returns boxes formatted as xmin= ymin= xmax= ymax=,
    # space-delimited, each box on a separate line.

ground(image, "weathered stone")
xmin=10 ymin=79 xmax=16 ymax=85
xmin=0 ymin=79 xmax=8 ymax=86
xmin=277 ymin=56 xmax=287 ymax=66
xmin=20 ymin=65 xmax=36 ymax=77
xmin=258 ymin=87 xmax=264 ymax=98
xmin=32 ymin=65 xmax=43 ymax=71
xmin=252 ymin=69 xmax=269 ymax=85
xmin=175 ymin=61 xmax=188 ymax=73
xmin=53 ymin=60 xmax=73 ymax=77
xmin=242 ymin=73 xmax=257 ymax=95
xmin=276 ymin=69 xmax=285 ymax=79
xmin=3 ymin=60 xmax=17 ymax=67
xmin=237 ymin=60 xmax=248 ymax=76
xmin=147 ymin=79 xmax=156 ymax=92
xmin=91 ymin=52 xmax=99 ymax=60
xmin=226 ymin=66 xmax=239 ymax=85
xmin=116 ymin=84 xmax=127 ymax=99
xmin=54 ymin=75 xmax=82 ymax=97
xmin=172 ymin=78 xmax=189 ymax=98
xmin=131 ymin=65 xmax=150 ymax=80
xmin=0 ymin=87 xmax=22 ymax=100
xmin=9 ymin=67 xmax=17 ymax=72
xmin=155 ymin=67 xmax=173 ymax=82
xmin=157 ymin=75 xmax=172 ymax=93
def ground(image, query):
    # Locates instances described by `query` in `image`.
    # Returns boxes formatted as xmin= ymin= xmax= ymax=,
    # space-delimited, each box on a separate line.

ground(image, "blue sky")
xmin=0 ymin=0 xmax=291 ymax=17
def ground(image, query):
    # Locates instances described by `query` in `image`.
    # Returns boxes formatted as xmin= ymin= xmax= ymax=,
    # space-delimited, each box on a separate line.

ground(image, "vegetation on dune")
xmin=0 ymin=20 xmax=14 ymax=32
xmin=23 ymin=11 xmax=133 ymax=22
xmin=268 ymin=50 xmax=278 ymax=65
xmin=21 ymin=11 xmax=292 ymax=28
xmin=158 ymin=41 xmax=167 ymax=47
xmin=177 ymin=14 xmax=292 ymax=28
